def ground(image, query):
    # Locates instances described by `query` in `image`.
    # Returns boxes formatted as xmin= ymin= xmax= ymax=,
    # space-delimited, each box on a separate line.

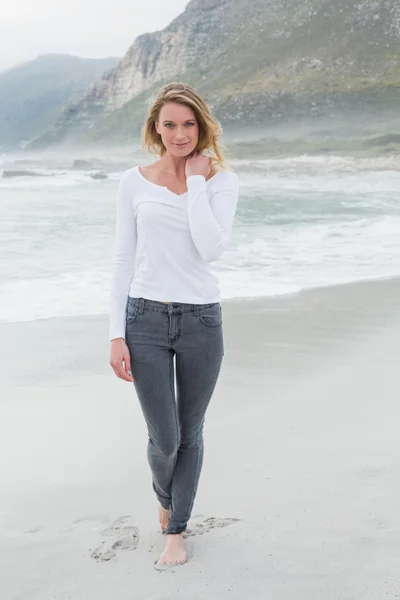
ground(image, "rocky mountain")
xmin=29 ymin=0 xmax=400 ymax=148
xmin=0 ymin=54 xmax=120 ymax=150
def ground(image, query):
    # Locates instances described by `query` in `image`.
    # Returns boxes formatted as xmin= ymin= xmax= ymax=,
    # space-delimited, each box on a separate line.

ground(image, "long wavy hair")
xmin=141 ymin=82 xmax=230 ymax=176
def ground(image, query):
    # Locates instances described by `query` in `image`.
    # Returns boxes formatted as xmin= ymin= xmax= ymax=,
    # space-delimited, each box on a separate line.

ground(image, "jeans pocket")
xmin=198 ymin=304 xmax=222 ymax=328
xmin=126 ymin=306 xmax=139 ymax=325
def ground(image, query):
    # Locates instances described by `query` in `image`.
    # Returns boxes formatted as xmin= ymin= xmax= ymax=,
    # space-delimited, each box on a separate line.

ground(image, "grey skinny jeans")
xmin=125 ymin=296 xmax=224 ymax=535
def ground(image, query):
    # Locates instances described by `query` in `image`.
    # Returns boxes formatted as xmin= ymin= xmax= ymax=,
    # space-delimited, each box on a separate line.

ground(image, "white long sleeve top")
xmin=109 ymin=165 xmax=240 ymax=340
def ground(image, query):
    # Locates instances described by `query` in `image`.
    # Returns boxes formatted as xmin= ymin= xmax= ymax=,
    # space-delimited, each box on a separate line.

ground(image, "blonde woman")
xmin=109 ymin=82 xmax=239 ymax=566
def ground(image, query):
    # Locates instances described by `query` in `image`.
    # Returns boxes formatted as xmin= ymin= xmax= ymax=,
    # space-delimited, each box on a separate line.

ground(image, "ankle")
xmin=166 ymin=532 xmax=184 ymax=540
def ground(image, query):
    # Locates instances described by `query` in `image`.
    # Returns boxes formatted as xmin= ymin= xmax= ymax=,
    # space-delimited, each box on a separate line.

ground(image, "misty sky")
xmin=0 ymin=0 xmax=190 ymax=72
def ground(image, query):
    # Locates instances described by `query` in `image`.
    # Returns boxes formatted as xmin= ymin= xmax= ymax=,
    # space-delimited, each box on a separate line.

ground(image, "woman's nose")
xmin=175 ymin=127 xmax=188 ymax=138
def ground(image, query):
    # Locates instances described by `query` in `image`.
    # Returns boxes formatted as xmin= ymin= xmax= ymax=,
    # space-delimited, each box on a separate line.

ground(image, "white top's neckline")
xmin=136 ymin=165 xmax=222 ymax=197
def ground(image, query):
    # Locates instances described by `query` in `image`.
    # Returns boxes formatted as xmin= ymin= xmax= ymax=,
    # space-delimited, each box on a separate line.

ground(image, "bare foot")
xmin=158 ymin=506 xmax=170 ymax=532
xmin=157 ymin=533 xmax=188 ymax=566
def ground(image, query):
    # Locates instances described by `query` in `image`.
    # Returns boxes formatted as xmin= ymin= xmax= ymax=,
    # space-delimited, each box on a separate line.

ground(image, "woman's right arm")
xmin=109 ymin=172 xmax=137 ymax=382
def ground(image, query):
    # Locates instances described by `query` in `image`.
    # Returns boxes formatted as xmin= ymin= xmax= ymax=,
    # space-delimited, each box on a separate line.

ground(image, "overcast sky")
xmin=0 ymin=0 xmax=190 ymax=72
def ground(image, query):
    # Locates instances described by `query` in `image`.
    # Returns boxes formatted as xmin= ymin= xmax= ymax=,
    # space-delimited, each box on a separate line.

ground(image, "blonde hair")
xmin=141 ymin=82 xmax=230 ymax=175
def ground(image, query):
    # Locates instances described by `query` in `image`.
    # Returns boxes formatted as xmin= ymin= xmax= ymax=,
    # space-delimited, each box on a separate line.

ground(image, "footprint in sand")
xmin=185 ymin=516 xmax=241 ymax=537
xmin=90 ymin=516 xmax=139 ymax=562
xmin=62 ymin=514 xmax=110 ymax=534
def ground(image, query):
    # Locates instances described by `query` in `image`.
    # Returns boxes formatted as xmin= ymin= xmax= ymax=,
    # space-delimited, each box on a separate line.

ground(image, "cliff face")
xmin=32 ymin=0 xmax=400 ymax=146
xmin=57 ymin=0 xmax=231 ymax=131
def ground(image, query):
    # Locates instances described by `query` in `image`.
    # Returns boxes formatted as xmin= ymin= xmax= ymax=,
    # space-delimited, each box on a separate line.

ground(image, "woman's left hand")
xmin=185 ymin=152 xmax=211 ymax=179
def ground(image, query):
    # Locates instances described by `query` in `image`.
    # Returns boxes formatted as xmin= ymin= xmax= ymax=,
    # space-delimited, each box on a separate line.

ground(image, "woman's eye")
xmin=165 ymin=123 xmax=195 ymax=128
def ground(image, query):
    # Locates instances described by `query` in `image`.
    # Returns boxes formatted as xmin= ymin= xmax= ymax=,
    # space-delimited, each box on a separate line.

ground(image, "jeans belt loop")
xmin=138 ymin=297 xmax=145 ymax=315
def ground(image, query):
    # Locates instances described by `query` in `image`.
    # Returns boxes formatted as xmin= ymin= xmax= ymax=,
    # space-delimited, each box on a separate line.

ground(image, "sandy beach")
xmin=1 ymin=277 xmax=400 ymax=599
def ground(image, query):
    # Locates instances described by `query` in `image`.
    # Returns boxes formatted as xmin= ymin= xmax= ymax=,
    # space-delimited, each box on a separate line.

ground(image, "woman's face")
xmin=155 ymin=102 xmax=199 ymax=157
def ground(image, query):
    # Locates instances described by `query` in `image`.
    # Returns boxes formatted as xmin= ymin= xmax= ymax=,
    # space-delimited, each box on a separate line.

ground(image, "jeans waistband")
xmin=127 ymin=296 xmax=219 ymax=316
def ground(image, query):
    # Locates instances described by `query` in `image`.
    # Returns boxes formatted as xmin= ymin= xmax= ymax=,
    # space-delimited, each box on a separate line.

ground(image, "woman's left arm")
xmin=186 ymin=173 xmax=240 ymax=263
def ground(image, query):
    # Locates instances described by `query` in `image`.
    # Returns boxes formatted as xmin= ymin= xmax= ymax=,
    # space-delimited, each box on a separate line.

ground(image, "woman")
xmin=109 ymin=82 xmax=239 ymax=567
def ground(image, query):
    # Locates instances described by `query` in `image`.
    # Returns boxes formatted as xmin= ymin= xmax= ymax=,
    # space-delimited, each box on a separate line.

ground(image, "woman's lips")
xmin=175 ymin=142 xmax=189 ymax=147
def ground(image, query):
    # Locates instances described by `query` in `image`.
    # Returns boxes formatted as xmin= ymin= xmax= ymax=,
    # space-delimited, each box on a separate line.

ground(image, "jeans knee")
xmin=150 ymin=436 xmax=180 ymax=458
xmin=179 ymin=419 xmax=204 ymax=447
xmin=180 ymin=430 xmax=203 ymax=449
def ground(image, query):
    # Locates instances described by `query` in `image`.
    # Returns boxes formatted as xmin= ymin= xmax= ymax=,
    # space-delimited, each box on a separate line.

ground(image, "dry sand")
xmin=1 ymin=278 xmax=400 ymax=599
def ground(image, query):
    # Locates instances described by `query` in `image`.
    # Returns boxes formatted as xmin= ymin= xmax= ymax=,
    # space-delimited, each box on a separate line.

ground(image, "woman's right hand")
xmin=109 ymin=338 xmax=134 ymax=382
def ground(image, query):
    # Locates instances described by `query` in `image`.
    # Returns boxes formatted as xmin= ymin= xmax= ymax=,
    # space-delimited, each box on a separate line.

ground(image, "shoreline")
xmin=1 ymin=275 xmax=400 ymax=389
xmin=1 ymin=273 xmax=400 ymax=330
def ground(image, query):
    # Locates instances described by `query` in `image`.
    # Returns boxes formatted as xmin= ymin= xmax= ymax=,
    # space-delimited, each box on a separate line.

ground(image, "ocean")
xmin=1 ymin=153 xmax=400 ymax=324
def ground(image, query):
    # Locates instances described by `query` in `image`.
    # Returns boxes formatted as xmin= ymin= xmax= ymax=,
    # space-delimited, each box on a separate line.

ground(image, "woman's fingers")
xmin=112 ymin=362 xmax=134 ymax=382
xmin=124 ymin=353 xmax=132 ymax=379
xmin=110 ymin=339 xmax=134 ymax=382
